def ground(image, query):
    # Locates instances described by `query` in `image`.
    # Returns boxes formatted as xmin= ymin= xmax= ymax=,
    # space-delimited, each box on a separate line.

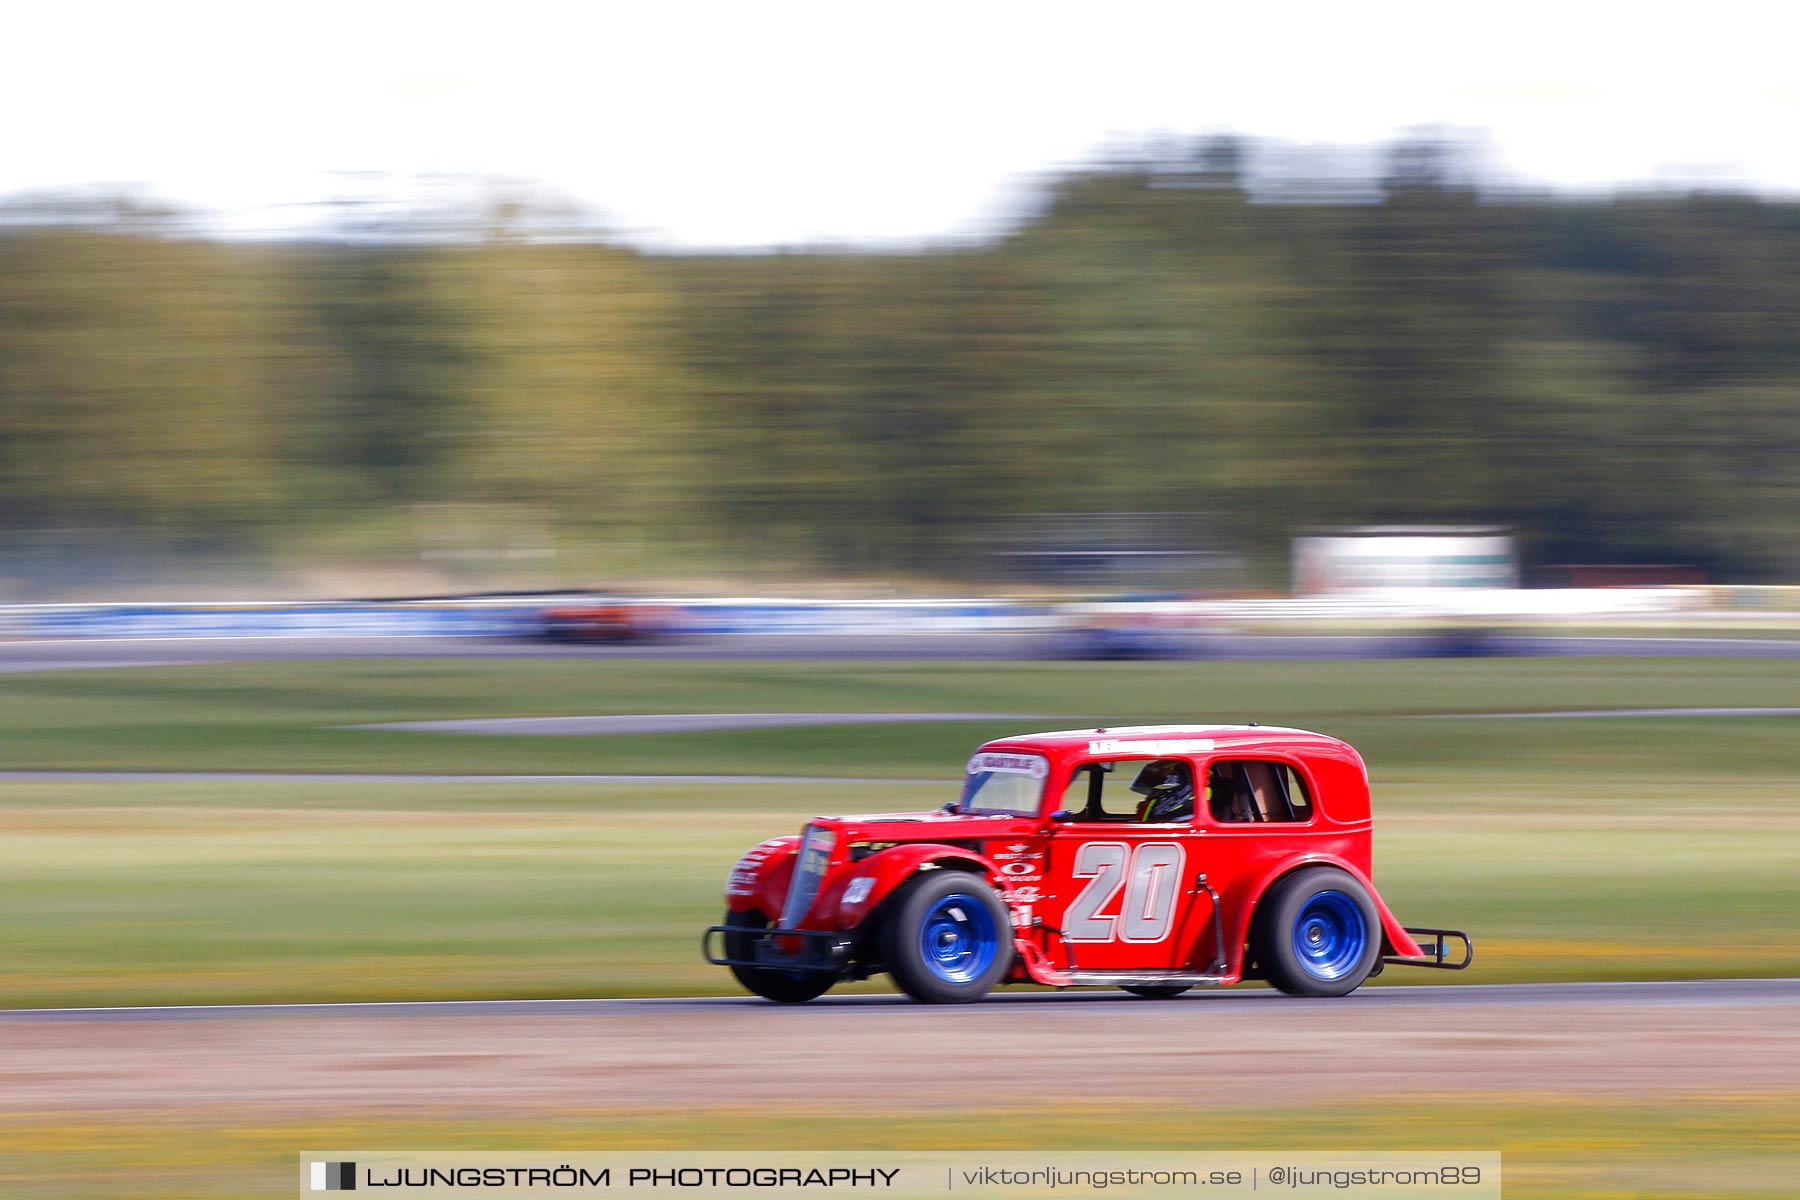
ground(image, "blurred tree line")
xmin=1 ymin=139 xmax=1797 ymax=593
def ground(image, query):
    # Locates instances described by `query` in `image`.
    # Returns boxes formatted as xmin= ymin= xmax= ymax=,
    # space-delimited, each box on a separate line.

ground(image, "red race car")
xmin=704 ymin=724 xmax=1471 ymax=1003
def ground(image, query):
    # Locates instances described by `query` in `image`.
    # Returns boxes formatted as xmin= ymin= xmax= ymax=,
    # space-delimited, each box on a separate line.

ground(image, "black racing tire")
xmin=722 ymin=909 xmax=834 ymax=1004
xmin=1121 ymin=985 xmax=1192 ymax=999
xmin=880 ymin=871 xmax=1012 ymax=1004
xmin=1252 ymin=867 xmax=1382 ymax=997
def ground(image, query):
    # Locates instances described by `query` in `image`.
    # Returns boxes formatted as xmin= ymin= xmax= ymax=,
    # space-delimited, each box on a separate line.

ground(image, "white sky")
xmin=6 ymin=1 xmax=1798 ymax=247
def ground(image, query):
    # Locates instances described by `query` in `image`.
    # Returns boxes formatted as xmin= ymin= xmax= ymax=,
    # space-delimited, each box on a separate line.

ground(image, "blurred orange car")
xmin=537 ymin=598 xmax=677 ymax=642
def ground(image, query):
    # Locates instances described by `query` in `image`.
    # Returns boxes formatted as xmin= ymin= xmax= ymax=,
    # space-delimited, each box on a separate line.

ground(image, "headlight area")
xmin=778 ymin=826 xmax=836 ymax=928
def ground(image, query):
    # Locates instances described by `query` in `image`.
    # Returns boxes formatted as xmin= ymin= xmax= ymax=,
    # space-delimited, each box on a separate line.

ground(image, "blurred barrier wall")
xmin=5 ymin=601 xmax=544 ymax=639
xmin=2 ymin=588 xmax=1783 ymax=641
xmin=0 ymin=598 xmax=1055 ymax=639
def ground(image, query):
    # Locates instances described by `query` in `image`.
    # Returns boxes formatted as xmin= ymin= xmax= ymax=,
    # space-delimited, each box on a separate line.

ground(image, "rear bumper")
xmin=702 ymin=924 xmax=853 ymax=975
xmin=1382 ymin=926 xmax=1474 ymax=970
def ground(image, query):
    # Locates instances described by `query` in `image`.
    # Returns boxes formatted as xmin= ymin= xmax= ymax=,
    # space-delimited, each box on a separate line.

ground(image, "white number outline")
xmin=1119 ymin=842 xmax=1184 ymax=943
xmin=1063 ymin=842 xmax=1128 ymax=940
xmin=1062 ymin=841 xmax=1187 ymax=943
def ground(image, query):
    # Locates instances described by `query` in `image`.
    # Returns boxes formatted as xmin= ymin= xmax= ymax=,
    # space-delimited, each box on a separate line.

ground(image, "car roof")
xmin=979 ymin=724 xmax=1347 ymax=755
xmin=970 ymin=725 xmax=1371 ymax=823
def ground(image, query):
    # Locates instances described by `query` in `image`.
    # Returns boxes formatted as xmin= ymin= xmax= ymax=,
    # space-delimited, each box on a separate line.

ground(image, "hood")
xmin=808 ymin=808 xmax=1038 ymax=839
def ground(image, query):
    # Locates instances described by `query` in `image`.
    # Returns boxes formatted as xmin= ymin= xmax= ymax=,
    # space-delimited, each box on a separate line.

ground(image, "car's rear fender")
xmin=1238 ymin=855 xmax=1423 ymax=967
xmin=824 ymin=843 xmax=1003 ymax=930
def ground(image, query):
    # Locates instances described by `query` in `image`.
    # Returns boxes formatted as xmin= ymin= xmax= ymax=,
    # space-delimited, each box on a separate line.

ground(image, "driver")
xmin=1131 ymin=759 xmax=1195 ymax=822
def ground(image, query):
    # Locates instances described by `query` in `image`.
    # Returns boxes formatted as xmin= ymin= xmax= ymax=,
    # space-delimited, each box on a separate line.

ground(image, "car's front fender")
xmin=722 ymin=836 xmax=801 ymax=917
xmin=824 ymin=843 xmax=1004 ymax=930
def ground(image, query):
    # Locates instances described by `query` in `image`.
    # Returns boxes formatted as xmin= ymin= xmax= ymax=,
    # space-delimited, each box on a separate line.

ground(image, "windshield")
xmin=958 ymin=751 xmax=1049 ymax=815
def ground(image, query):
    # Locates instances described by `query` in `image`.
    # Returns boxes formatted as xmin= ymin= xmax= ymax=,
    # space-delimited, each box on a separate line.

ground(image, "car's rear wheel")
xmin=1121 ymin=985 xmax=1192 ymax=999
xmin=1253 ymin=867 xmax=1381 ymax=997
xmin=722 ymin=909 xmax=834 ymax=1004
xmin=881 ymin=871 xmax=1011 ymax=1003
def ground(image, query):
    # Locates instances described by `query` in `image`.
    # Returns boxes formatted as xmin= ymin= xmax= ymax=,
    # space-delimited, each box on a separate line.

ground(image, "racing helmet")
xmin=1130 ymin=759 xmax=1184 ymax=796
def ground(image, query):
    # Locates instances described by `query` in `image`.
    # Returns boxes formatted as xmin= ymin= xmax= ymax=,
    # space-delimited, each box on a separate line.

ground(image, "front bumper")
xmin=702 ymin=924 xmax=854 ymax=975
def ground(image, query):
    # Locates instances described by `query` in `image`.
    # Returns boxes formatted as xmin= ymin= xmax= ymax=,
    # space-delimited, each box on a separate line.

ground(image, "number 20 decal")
xmin=1063 ymin=841 xmax=1186 ymax=942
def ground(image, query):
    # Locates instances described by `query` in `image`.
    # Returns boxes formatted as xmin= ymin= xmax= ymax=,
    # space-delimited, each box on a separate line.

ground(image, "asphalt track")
xmin=3 ymin=977 xmax=1794 ymax=1022
xmin=8 ymin=979 xmax=1796 ymax=1118
xmin=0 ymin=769 xmax=944 ymax=784
xmin=356 ymin=711 xmax=1062 ymax=735
xmin=1419 ymin=705 xmax=1800 ymax=719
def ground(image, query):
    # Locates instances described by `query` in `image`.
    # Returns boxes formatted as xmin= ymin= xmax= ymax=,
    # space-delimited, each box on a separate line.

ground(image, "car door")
xmin=1044 ymin=757 xmax=1205 ymax=972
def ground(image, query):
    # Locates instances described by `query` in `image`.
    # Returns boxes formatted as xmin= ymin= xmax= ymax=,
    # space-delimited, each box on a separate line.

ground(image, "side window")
xmin=1060 ymin=759 xmax=1196 ymax=823
xmin=1207 ymin=760 xmax=1314 ymax=823
xmin=1285 ymin=764 xmax=1315 ymax=819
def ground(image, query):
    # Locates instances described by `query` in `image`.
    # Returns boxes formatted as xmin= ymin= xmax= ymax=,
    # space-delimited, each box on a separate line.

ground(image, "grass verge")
xmin=1 ymin=775 xmax=1795 ymax=1007
xmin=0 ymin=657 xmax=1795 ymax=776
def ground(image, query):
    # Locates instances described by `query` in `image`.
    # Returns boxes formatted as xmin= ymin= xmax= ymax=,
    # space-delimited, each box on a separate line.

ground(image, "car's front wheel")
xmin=881 ymin=871 xmax=1012 ymax=1003
xmin=1253 ymin=867 xmax=1382 ymax=997
xmin=722 ymin=909 xmax=834 ymax=1004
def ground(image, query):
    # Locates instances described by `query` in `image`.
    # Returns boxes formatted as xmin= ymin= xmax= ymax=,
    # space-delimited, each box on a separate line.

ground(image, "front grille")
xmin=778 ymin=826 xmax=836 ymax=928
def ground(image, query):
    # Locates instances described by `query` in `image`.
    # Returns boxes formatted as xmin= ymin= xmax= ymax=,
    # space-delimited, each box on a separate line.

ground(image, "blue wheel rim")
xmin=1291 ymin=890 xmax=1368 ymax=981
xmin=918 ymin=893 xmax=999 ymax=984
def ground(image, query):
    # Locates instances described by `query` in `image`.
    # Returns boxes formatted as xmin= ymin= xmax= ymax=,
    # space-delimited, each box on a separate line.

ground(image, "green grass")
xmin=8 ymin=1097 xmax=1799 ymax=1199
xmin=4 ymin=656 xmax=1797 ymax=1199
xmin=0 ymin=656 xmax=1796 ymax=776
xmin=0 ymin=780 xmax=1794 ymax=1007
xmin=0 ymin=656 xmax=1795 ymax=1006
xmin=0 ymin=780 xmax=920 ymax=1007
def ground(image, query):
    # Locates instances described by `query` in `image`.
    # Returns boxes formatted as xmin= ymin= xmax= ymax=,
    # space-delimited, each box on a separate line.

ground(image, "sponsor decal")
xmin=966 ymin=752 xmax=1048 ymax=778
xmin=990 ymin=842 xmax=1043 ymax=885
xmin=842 ymin=877 xmax=875 ymax=906
xmin=1086 ymin=737 xmax=1214 ymax=756
xmin=725 ymin=842 xmax=785 ymax=897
